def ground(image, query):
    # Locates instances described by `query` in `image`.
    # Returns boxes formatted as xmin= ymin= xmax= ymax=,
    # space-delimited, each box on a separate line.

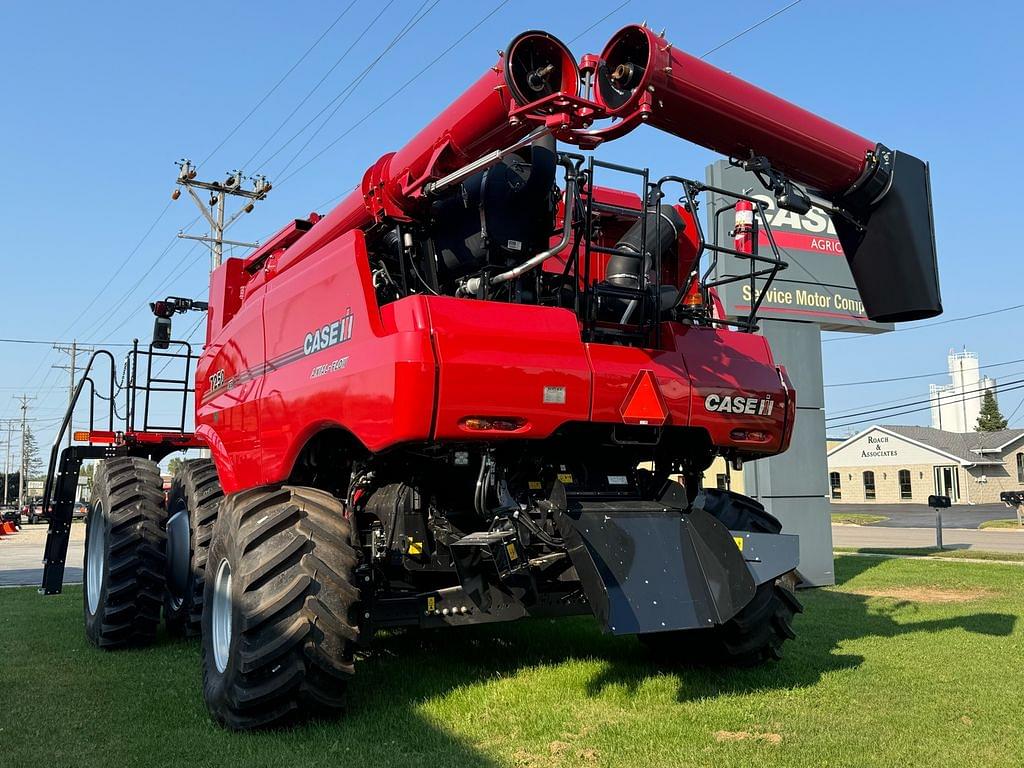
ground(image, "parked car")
xmin=1 ymin=507 xmax=21 ymax=527
xmin=22 ymin=498 xmax=50 ymax=525
xmin=20 ymin=498 xmax=88 ymax=524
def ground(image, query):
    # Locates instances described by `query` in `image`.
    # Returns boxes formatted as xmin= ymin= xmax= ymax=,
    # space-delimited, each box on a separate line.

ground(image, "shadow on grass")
xmin=359 ymin=553 xmax=1016 ymax=722
xmin=7 ymin=554 xmax=1016 ymax=767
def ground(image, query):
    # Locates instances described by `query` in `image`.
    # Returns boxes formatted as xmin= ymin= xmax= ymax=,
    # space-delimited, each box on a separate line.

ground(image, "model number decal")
xmin=209 ymin=369 xmax=226 ymax=390
xmin=303 ymin=307 xmax=355 ymax=356
xmin=704 ymin=393 xmax=774 ymax=416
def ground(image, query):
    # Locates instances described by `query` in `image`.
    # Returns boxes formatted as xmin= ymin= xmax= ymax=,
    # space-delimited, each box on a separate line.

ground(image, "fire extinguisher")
xmin=733 ymin=199 xmax=757 ymax=255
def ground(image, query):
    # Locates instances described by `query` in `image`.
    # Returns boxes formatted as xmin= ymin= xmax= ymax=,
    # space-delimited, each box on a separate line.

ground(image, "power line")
xmin=276 ymin=0 xmax=513 ymax=187
xmin=273 ymin=0 xmax=440 ymax=180
xmin=198 ymin=1 xmax=360 ymax=169
xmin=826 ymin=376 xmax=1024 ymax=423
xmin=1005 ymin=394 xmax=1024 ymax=426
xmin=827 ymin=379 xmax=1024 ymax=430
xmin=825 ymin=369 xmax=1024 ymax=419
xmin=824 ymin=356 xmax=1024 ymax=388
xmin=701 ymin=0 xmax=804 ymax=59
xmin=567 ymin=0 xmax=633 ymax=44
xmin=242 ymin=0 xmax=376 ymax=171
xmin=823 ymin=303 xmax=1024 ymax=343
xmin=0 ymin=338 xmax=133 ymax=347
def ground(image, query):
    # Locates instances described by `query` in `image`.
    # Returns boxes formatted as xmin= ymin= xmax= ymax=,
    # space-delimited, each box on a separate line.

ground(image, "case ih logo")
xmin=303 ymin=308 xmax=355 ymax=356
xmin=704 ymin=393 xmax=775 ymax=416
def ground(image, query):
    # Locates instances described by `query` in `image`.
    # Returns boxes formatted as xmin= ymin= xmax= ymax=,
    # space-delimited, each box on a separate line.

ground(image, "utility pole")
xmin=52 ymin=340 xmax=94 ymax=448
xmin=171 ymin=159 xmax=271 ymax=271
xmin=1 ymin=418 xmax=15 ymax=507
xmin=14 ymin=395 xmax=35 ymax=508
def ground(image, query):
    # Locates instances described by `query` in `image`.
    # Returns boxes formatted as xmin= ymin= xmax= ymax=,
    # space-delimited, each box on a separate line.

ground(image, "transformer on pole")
xmin=171 ymin=159 xmax=272 ymax=270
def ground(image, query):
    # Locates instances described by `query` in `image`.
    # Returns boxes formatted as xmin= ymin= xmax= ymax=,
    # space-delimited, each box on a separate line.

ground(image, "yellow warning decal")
xmin=426 ymin=596 xmax=436 ymax=611
xmin=506 ymin=542 xmax=519 ymax=561
xmin=733 ymin=536 xmax=744 ymax=552
xmin=408 ymin=541 xmax=423 ymax=555
xmin=557 ymin=473 xmax=574 ymax=484
xmin=528 ymin=481 xmax=543 ymax=490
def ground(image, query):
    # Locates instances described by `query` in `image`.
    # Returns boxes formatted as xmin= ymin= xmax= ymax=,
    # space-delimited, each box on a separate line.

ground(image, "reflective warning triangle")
xmin=619 ymin=369 xmax=669 ymax=426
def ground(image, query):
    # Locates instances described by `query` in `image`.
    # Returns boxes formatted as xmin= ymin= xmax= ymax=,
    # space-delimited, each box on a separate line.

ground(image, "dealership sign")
xmin=704 ymin=160 xmax=893 ymax=334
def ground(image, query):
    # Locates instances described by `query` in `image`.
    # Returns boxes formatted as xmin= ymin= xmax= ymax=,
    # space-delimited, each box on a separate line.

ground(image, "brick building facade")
xmin=827 ymin=425 xmax=1024 ymax=505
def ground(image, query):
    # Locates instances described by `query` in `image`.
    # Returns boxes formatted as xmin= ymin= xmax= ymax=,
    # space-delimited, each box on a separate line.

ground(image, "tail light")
xmin=460 ymin=417 xmax=528 ymax=432
xmin=681 ymin=271 xmax=703 ymax=307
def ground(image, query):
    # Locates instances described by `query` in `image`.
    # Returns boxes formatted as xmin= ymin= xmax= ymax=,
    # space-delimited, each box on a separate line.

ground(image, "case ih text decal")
xmin=303 ymin=308 xmax=354 ymax=356
xmin=704 ymin=393 xmax=775 ymax=416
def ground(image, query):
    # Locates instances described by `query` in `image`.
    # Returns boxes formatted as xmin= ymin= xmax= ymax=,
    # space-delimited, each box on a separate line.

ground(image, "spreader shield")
xmin=554 ymin=486 xmax=799 ymax=635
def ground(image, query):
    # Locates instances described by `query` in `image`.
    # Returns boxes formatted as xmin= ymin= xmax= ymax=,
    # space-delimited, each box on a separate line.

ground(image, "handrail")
xmin=41 ymin=350 xmax=117 ymax=515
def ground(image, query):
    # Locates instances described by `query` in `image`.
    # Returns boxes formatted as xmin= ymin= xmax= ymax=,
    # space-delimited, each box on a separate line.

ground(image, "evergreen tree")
xmin=23 ymin=427 xmax=41 ymax=478
xmin=976 ymin=390 xmax=1008 ymax=432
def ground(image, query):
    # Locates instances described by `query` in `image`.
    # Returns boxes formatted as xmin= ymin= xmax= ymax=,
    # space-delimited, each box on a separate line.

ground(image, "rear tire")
xmin=640 ymin=488 xmax=802 ymax=666
xmin=201 ymin=485 xmax=359 ymax=730
xmin=164 ymin=459 xmax=223 ymax=636
xmin=83 ymin=457 xmax=167 ymax=649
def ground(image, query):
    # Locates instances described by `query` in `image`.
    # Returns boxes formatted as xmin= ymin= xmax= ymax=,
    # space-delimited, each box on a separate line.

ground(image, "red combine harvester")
xmin=41 ymin=24 xmax=940 ymax=729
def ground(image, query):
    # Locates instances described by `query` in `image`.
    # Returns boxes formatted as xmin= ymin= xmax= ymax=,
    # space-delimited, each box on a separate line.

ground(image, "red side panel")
xmin=671 ymin=324 xmax=790 ymax=455
xmin=587 ymin=343 xmax=692 ymax=427
xmin=195 ymin=285 xmax=266 ymax=493
xmin=426 ymin=298 xmax=591 ymax=439
xmin=258 ymin=232 xmax=435 ymax=485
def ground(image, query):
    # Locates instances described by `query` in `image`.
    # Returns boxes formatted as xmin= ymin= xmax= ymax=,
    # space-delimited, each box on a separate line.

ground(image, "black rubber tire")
xmin=164 ymin=459 xmax=223 ymax=636
xmin=201 ymin=485 xmax=359 ymax=730
xmin=83 ymin=457 xmax=167 ymax=649
xmin=640 ymin=488 xmax=802 ymax=667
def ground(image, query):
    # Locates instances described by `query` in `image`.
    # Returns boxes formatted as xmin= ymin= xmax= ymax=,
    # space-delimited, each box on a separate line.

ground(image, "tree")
xmin=976 ymin=390 xmax=1008 ymax=432
xmin=167 ymin=457 xmax=186 ymax=478
xmin=22 ymin=427 xmax=41 ymax=479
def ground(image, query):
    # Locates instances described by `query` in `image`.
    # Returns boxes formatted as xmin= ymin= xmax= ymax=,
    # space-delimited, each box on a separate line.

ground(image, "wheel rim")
xmin=165 ymin=501 xmax=191 ymax=611
xmin=86 ymin=501 xmax=105 ymax=615
xmin=211 ymin=557 xmax=233 ymax=673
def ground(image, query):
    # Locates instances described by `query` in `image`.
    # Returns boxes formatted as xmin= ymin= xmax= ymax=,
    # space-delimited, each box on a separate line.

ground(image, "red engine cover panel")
xmin=426 ymin=297 xmax=591 ymax=439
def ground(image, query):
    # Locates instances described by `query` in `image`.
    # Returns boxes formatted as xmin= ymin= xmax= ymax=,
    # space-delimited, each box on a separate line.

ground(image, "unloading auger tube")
xmin=279 ymin=24 xmax=938 ymax=323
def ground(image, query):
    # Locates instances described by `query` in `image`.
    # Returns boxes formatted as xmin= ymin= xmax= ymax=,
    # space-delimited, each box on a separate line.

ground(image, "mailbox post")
xmin=1000 ymin=491 xmax=1024 ymax=528
xmin=928 ymin=494 xmax=951 ymax=550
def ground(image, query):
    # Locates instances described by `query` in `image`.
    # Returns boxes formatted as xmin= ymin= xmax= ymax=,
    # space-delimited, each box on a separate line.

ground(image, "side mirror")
xmin=153 ymin=316 xmax=172 ymax=349
xmin=927 ymin=495 xmax=951 ymax=509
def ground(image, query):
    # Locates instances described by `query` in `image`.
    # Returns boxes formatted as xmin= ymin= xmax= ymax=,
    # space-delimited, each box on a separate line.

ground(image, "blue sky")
xmin=2 ymin=0 xmax=1023 ymax=454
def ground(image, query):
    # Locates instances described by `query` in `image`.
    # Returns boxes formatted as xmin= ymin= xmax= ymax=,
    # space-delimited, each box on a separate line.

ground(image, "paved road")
xmin=831 ymin=502 xmax=1014 ymax=529
xmin=832 ymin=523 xmax=1024 ymax=553
xmin=0 ymin=523 xmax=84 ymax=587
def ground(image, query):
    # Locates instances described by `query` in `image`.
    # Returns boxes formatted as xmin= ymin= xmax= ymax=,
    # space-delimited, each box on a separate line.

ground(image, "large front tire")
xmin=640 ymin=489 xmax=802 ymax=666
xmin=164 ymin=459 xmax=223 ymax=636
xmin=83 ymin=457 xmax=167 ymax=649
xmin=201 ymin=486 xmax=359 ymax=730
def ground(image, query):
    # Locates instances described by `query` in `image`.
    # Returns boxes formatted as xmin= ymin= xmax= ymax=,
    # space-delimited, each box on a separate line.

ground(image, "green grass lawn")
xmin=979 ymin=518 xmax=1024 ymax=530
xmin=2 ymin=556 xmax=1022 ymax=767
xmin=835 ymin=546 xmax=1024 ymax=563
xmin=831 ymin=512 xmax=888 ymax=525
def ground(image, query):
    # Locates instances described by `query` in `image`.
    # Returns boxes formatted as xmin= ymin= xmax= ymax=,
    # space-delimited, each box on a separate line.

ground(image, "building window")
xmin=863 ymin=471 xmax=876 ymax=500
xmin=716 ymin=473 xmax=730 ymax=490
xmin=898 ymin=469 xmax=912 ymax=500
xmin=829 ymin=471 xmax=842 ymax=499
xmin=1018 ymin=454 xmax=1024 ymax=484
